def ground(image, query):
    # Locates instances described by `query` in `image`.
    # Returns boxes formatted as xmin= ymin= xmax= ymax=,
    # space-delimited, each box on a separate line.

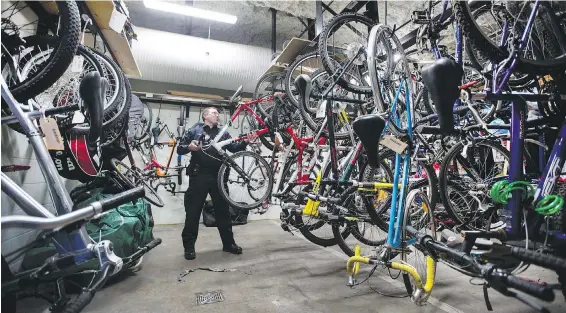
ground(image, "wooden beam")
xmin=167 ymin=90 xmax=225 ymax=100
xmin=85 ymin=1 xmax=142 ymax=77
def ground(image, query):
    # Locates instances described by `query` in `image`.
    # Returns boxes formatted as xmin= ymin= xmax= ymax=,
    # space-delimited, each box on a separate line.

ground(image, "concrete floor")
xmin=18 ymin=220 xmax=565 ymax=313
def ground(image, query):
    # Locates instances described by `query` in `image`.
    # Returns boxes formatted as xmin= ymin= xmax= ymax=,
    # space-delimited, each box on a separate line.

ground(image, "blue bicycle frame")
xmin=384 ymin=78 xmax=418 ymax=248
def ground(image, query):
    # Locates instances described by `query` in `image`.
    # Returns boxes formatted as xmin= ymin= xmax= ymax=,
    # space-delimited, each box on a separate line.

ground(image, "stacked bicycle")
xmin=1 ymin=2 xmax=161 ymax=313
xmin=240 ymin=1 xmax=566 ymax=312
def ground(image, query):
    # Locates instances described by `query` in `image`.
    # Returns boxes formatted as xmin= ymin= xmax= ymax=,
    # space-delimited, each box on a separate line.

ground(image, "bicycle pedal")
xmin=411 ymin=10 xmax=431 ymax=24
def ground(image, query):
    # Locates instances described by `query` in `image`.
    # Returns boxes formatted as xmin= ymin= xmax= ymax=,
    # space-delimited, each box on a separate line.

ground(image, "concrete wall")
xmin=1 ymin=126 xmax=80 ymax=272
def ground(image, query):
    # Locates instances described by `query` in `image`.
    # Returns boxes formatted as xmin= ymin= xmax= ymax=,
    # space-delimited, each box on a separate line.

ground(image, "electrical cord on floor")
xmin=177 ymin=267 xmax=252 ymax=283
xmin=349 ymin=264 xmax=410 ymax=298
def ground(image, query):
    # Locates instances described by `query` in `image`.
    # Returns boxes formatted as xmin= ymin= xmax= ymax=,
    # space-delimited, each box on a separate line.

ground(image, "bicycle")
xmin=0 ymin=74 xmax=161 ymax=313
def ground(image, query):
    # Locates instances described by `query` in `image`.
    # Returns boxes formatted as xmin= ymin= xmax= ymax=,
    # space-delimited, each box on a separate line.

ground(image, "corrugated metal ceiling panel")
xmin=131 ymin=27 xmax=272 ymax=92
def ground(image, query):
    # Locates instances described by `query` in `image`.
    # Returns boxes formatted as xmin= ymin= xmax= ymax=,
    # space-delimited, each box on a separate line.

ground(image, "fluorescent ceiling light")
xmin=143 ymin=0 xmax=237 ymax=24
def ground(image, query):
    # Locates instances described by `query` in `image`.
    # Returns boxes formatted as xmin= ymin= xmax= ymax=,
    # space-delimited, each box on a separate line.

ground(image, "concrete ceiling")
xmin=127 ymin=1 xmax=428 ymax=51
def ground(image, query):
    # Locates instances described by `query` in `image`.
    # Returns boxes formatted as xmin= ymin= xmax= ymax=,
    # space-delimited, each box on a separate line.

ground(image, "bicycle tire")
xmin=332 ymin=186 xmax=388 ymax=256
xmin=134 ymin=100 xmax=153 ymax=140
xmin=455 ymin=1 xmax=566 ymax=75
xmin=318 ymin=12 xmax=374 ymax=94
xmin=462 ymin=5 xmax=536 ymax=89
xmin=254 ymin=71 xmax=286 ymax=117
xmin=284 ymin=51 xmax=322 ymax=108
xmin=4 ymin=45 xmax=104 ymax=135
xmin=110 ymin=158 xmax=164 ymax=207
xmin=298 ymin=69 xmax=354 ymax=140
xmin=6 ymin=1 xmax=81 ymax=102
xmin=401 ymin=189 xmax=436 ymax=295
xmin=438 ymin=140 xmax=510 ymax=230
xmin=217 ymin=150 xmax=273 ymax=210
xmin=67 ymin=70 xmax=131 ymax=136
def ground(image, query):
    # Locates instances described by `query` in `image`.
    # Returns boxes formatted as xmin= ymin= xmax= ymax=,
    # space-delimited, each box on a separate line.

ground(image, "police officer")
xmin=177 ymin=107 xmax=256 ymax=260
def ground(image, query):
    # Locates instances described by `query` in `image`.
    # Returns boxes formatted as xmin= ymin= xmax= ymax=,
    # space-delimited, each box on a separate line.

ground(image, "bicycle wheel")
xmin=318 ymin=12 xmax=373 ymax=94
xmin=1 ymin=0 xmax=81 ymax=102
xmin=298 ymin=69 xmax=360 ymax=140
xmin=3 ymin=45 xmax=103 ymax=135
xmin=254 ymin=71 xmax=285 ymax=117
xmin=455 ymin=1 xmax=566 ymax=75
xmin=438 ymin=140 xmax=510 ymax=230
xmin=110 ymin=158 xmax=164 ymax=207
xmin=285 ymin=51 xmax=323 ymax=108
xmin=134 ymin=100 xmax=153 ymax=140
xmin=401 ymin=189 xmax=436 ymax=296
xmin=332 ymin=186 xmax=388 ymax=257
xmin=67 ymin=50 xmax=131 ymax=136
xmin=218 ymin=151 xmax=273 ymax=210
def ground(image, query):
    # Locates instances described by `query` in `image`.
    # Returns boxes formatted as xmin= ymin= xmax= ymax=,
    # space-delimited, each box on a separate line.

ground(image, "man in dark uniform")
xmin=177 ymin=107 xmax=256 ymax=260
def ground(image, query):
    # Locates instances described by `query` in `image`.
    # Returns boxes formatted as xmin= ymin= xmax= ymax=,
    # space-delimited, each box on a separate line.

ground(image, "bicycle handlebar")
xmin=405 ymin=226 xmax=556 ymax=302
xmin=1 ymin=186 xmax=145 ymax=229
xmin=511 ymin=247 xmax=566 ymax=272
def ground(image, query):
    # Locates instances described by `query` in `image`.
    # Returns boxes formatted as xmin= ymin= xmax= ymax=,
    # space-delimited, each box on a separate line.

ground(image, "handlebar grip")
xmin=511 ymin=247 xmax=566 ymax=272
xmin=98 ymin=187 xmax=145 ymax=212
xmin=505 ymin=275 xmax=555 ymax=302
xmin=59 ymin=290 xmax=94 ymax=313
xmin=147 ymin=238 xmax=162 ymax=250
xmin=79 ymin=72 xmax=107 ymax=149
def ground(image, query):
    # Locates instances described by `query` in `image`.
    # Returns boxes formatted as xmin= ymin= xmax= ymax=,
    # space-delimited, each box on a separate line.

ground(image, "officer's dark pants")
xmin=181 ymin=172 xmax=234 ymax=250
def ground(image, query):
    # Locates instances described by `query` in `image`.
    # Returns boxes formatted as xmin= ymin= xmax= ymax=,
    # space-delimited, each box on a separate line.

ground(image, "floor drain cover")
xmin=196 ymin=290 xmax=225 ymax=305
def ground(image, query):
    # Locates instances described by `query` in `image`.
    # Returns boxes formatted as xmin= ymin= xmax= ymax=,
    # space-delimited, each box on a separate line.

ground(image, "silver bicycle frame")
xmin=0 ymin=77 xmax=90 ymax=246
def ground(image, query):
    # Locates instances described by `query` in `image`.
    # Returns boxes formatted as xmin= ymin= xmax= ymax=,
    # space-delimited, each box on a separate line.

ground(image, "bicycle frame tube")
xmin=214 ymin=103 xmax=269 ymax=142
xmin=505 ymin=99 xmax=527 ymax=238
xmin=1 ymin=77 xmax=90 ymax=255
xmin=534 ymin=121 xmax=566 ymax=202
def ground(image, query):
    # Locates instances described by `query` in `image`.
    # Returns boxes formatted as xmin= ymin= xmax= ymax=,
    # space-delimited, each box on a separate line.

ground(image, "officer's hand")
xmin=188 ymin=140 xmax=200 ymax=151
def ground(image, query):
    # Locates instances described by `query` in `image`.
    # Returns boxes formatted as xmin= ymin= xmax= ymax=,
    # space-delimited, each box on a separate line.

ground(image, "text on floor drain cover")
xmin=196 ymin=290 xmax=225 ymax=305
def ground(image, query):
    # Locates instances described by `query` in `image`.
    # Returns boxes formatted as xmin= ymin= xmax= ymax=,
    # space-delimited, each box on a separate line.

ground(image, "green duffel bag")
xmin=22 ymin=190 xmax=154 ymax=271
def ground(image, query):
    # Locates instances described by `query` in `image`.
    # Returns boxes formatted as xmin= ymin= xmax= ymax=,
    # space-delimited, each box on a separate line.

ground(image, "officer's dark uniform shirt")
xmin=177 ymin=123 xmax=247 ymax=174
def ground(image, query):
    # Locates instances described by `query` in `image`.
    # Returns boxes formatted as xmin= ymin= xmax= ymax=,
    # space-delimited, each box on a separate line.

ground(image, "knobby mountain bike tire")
xmin=5 ymin=1 xmax=81 ymax=102
xmin=3 ymin=45 xmax=104 ymax=135
xmin=217 ymin=150 xmax=273 ymax=210
xmin=455 ymin=1 xmax=566 ymax=75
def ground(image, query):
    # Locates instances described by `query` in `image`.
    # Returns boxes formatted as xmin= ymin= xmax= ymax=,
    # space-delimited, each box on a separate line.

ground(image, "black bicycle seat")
xmin=79 ymin=71 xmax=107 ymax=149
xmin=421 ymin=57 xmax=463 ymax=134
xmin=353 ymin=114 xmax=386 ymax=168
xmin=294 ymin=74 xmax=312 ymax=107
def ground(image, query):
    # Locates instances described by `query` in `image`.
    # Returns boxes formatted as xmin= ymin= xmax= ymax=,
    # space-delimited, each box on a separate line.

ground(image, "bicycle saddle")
xmin=352 ymin=114 xmax=385 ymax=168
xmin=230 ymin=85 xmax=243 ymax=103
xmin=294 ymin=74 xmax=312 ymax=108
xmin=79 ymin=71 xmax=107 ymax=149
xmin=421 ymin=57 xmax=463 ymax=134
